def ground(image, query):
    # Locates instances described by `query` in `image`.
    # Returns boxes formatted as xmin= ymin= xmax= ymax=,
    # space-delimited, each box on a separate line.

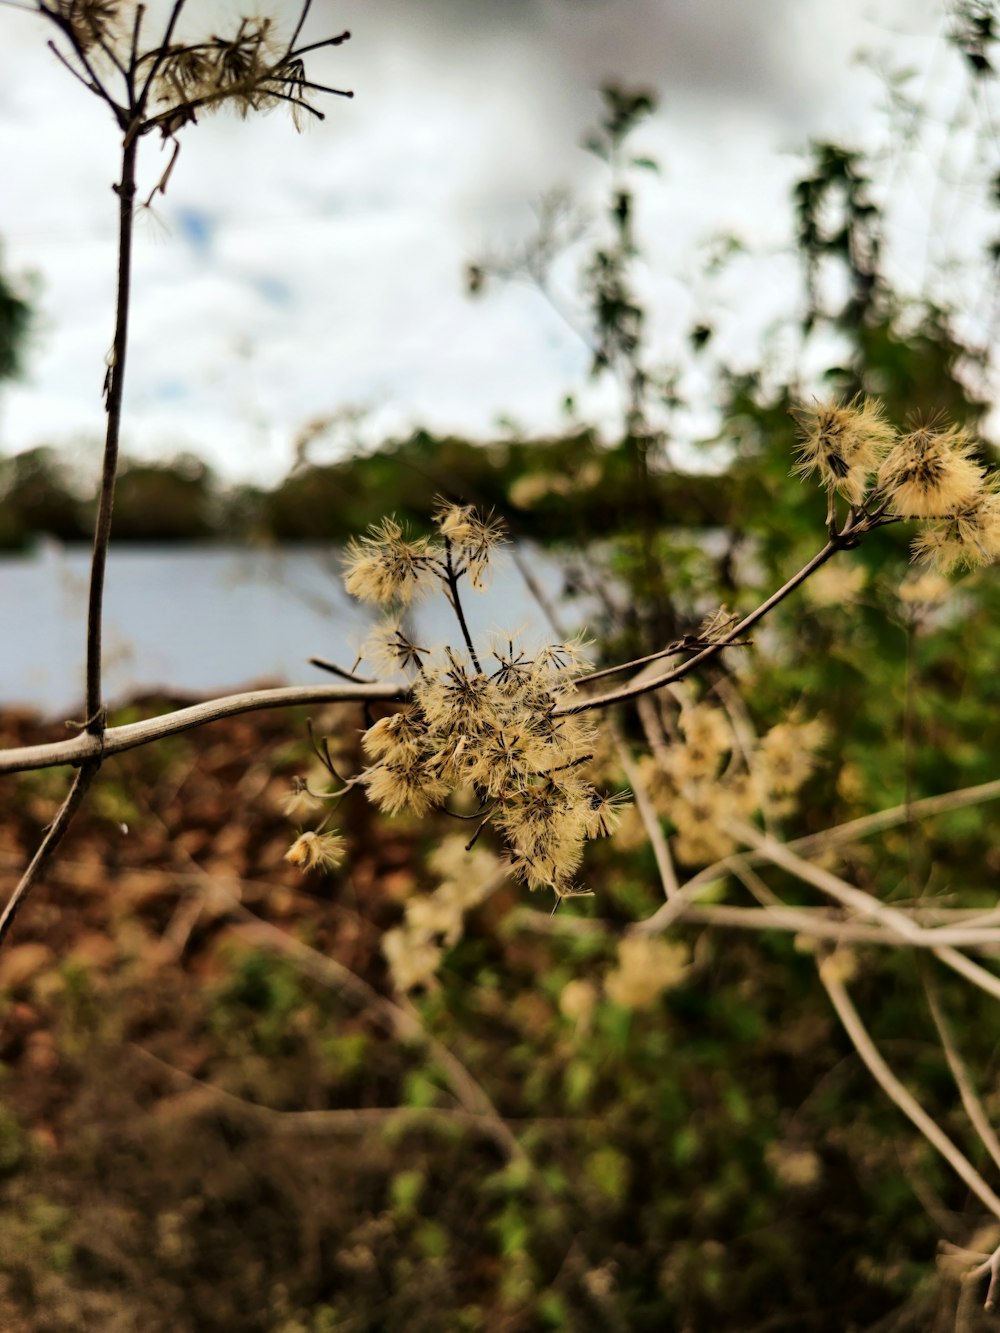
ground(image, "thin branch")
xmin=509 ymin=545 xmax=567 ymax=638
xmin=85 ymin=130 xmax=139 ymax=734
xmin=555 ymin=539 xmax=841 ymax=715
xmin=46 ymin=38 xmax=103 ymax=96
xmin=676 ymin=903 xmax=1000 ymax=949
xmin=819 ymin=961 xmax=1000 ymax=1222
xmin=635 ymin=693 xmax=673 ymax=767
xmin=611 ymin=725 xmax=678 ymax=900
xmin=288 ymin=0 xmax=314 ymax=50
xmin=645 ymin=776 xmax=1000 ymax=926
xmin=290 ymin=31 xmax=353 ymax=59
xmin=309 ymin=656 xmax=374 ymax=684
xmin=131 ymin=1044 xmax=519 ymax=1152
xmin=783 ymin=777 xmax=1000 ymax=862
xmin=0 ymin=681 xmax=406 ymax=776
xmin=0 ymin=760 xmax=100 ymax=948
xmin=44 ymin=25 xmax=123 ymax=122
xmin=732 ymin=821 xmax=1000 ymax=998
xmin=924 ymin=978 xmax=1000 ymax=1177
xmin=136 ymin=0 xmax=187 ymax=112
xmin=228 ymin=908 xmax=527 ymax=1165
xmin=576 ymin=637 xmax=750 ymax=688
xmin=933 ymin=946 xmax=1000 ymax=1004
xmin=969 ymin=1247 xmax=1000 ymax=1313
xmin=729 ymin=821 xmax=925 ymax=944
xmin=442 ymin=538 xmax=482 ymax=672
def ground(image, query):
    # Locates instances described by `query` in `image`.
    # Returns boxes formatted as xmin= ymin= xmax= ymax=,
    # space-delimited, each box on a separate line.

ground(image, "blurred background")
xmin=4 ymin=3 xmax=1000 ymax=1330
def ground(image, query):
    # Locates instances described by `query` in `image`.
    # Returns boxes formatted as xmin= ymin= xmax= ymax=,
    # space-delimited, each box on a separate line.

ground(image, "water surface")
xmin=2 ymin=541 xmax=576 ymax=717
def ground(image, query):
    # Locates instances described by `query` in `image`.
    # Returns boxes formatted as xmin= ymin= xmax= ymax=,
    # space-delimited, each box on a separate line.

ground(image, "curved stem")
xmin=820 ymin=962 xmax=1000 ymax=1222
xmin=0 ymin=681 xmax=407 ymax=776
xmin=556 ymin=539 xmax=840 ymax=716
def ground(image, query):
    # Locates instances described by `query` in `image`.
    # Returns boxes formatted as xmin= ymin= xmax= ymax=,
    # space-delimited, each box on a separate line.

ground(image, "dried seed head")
xmin=792 ymin=396 xmax=895 ymax=503
xmin=878 ymin=425 xmax=984 ymax=517
xmin=362 ymin=759 xmax=450 ymax=818
xmin=57 ymin=0 xmax=122 ymax=54
xmin=434 ymin=500 xmax=507 ymax=588
xmin=343 ymin=517 xmax=440 ymax=606
xmin=911 ymin=485 xmax=1000 ymax=572
xmin=284 ymin=829 xmax=346 ymax=873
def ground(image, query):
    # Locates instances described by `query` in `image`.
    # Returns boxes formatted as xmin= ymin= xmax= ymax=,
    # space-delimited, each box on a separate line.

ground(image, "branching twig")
xmin=556 ymin=538 xmax=843 ymax=715
xmin=819 ymin=959 xmax=1000 ymax=1222
xmin=611 ymin=724 xmax=678 ymax=900
xmin=131 ymin=1044 xmax=521 ymax=1154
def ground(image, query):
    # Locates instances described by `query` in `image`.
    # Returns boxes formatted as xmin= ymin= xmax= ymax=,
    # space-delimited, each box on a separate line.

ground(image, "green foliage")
xmin=0 ymin=250 xmax=31 ymax=384
xmin=111 ymin=456 xmax=221 ymax=541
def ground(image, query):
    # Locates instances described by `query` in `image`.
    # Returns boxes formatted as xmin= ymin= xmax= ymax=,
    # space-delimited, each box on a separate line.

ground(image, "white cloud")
xmin=0 ymin=0 xmax=972 ymax=480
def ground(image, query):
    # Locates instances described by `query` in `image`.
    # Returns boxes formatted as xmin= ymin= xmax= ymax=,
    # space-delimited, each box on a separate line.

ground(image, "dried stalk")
xmin=0 ymin=682 xmax=406 ymax=776
xmin=0 ymin=759 xmax=100 ymax=948
xmin=819 ymin=962 xmax=1000 ymax=1224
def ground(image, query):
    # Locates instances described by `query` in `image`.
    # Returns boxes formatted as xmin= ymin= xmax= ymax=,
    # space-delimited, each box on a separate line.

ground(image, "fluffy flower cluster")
xmin=347 ymin=505 xmax=628 ymax=904
xmin=382 ymin=838 xmax=500 ymax=992
xmin=343 ymin=504 xmax=506 ymax=605
xmin=793 ymin=397 xmax=1000 ymax=572
xmin=363 ymin=639 xmax=625 ymax=901
xmin=792 ymin=397 xmax=895 ymax=505
xmin=51 ymin=0 xmax=127 ymax=54
xmin=284 ymin=829 xmax=346 ymax=873
xmin=637 ymin=703 xmax=827 ymax=865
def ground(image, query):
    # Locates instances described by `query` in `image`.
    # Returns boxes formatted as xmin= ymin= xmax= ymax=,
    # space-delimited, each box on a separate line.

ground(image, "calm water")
xmin=2 ymin=541 xmax=577 ymax=716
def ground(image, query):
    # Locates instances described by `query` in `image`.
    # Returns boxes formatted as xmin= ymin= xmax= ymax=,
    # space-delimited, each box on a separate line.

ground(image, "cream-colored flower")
xmin=765 ymin=1142 xmax=821 ymax=1189
xmin=343 ymin=517 xmax=440 ymax=606
xmin=878 ymin=425 xmax=984 ymax=517
xmin=284 ymin=830 xmax=346 ymax=873
xmin=897 ymin=572 xmax=950 ymax=605
xmin=792 ymin=396 xmax=895 ymax=503
xmin=382 ymin=927 xmax=443 ymax=992
xmin=912 ymin=486 xmax=1000 ymax=572
xmin=757 ymin=717 xmax=827 ymax=797
xmin=604 ymin=936 xmax=690 ymax=1009
xmin=804 ymin=562 xmax=867 ymax=608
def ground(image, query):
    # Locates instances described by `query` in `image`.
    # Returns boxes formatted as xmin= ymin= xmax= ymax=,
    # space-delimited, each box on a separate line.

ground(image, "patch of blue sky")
xmin=175 ymin=208 xmax=216 ymax=258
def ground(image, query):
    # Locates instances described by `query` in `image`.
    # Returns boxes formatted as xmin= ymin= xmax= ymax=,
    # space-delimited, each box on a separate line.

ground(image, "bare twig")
xmin=555 ymin=538 xmax=842 ymax=715
xmin=0 ymin=760 xmax=100 ymax=948
xmin=85 ymin=131 xmax=139 ymax=734
xmin=610 ymin=725 xmax=678 ymax=900
xmin=0 ymin=681 xmax=406 ymax=776
xmin=819 ymin=960 xmax=1000 ymax=1222
xmin=442 ymin=537 xmax=483 ymax=672
xmin=924 ymin=977 xmax=1000 ymax=1178
xmin=131 ymin=1044 xmax=521 ymax=1154
xmin=227 ymin=910 xmax=528 ymax=1165
xmin=309 ymin=656 xmax=375 ymax=684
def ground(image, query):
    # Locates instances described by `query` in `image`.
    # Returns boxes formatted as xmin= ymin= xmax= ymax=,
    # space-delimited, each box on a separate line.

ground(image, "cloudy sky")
xmin=0 ymin=0 xmax=966 ymax=483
